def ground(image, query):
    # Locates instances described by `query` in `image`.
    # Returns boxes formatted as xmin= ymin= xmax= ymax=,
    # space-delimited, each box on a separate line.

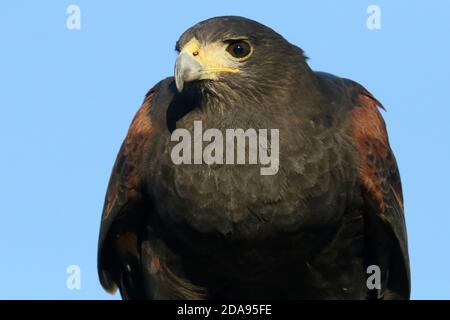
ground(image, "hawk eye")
xmin=226 ymin=41 xmax=252 ymax=59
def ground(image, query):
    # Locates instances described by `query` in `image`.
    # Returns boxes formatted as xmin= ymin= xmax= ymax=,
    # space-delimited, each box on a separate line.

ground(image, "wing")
xmin=349 ymin=86 xmax=410 ymax=299
xmin=98 ymin=88 xmax=157 ymax=298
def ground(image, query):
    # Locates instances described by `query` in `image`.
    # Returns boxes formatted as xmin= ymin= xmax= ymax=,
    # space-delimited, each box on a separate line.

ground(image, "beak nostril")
xmin=175 ymin=51 xmax=204 ymax=93
xmin=192 ymin=51 xmax=199 ymax=57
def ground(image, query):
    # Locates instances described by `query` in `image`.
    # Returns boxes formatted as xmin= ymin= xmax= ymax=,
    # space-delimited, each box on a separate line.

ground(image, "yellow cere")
xmin=181 ymin=38 xmax=240 ymax=78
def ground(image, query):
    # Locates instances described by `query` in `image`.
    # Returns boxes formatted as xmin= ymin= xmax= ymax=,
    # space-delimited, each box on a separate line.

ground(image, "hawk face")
xmin=174 ymin=16 xmax=309 ymax=106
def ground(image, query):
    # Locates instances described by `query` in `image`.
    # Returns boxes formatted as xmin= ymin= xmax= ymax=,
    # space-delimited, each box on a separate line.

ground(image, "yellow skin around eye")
xmin=180 ymin=38 xmax=241 ymax=79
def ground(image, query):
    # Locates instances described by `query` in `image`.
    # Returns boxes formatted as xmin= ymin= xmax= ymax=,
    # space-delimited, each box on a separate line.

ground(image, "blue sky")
xmin=0 ymin=1 xmax=449 ymax=299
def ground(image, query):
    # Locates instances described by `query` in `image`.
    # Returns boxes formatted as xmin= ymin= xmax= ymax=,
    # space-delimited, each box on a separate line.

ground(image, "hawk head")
xmin=174 ymin=16 xmax=311 ymax=105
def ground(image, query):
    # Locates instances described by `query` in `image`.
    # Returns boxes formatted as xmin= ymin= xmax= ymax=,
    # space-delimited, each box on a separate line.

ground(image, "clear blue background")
xmin=0 ymin=1 xmax=448 ymax=299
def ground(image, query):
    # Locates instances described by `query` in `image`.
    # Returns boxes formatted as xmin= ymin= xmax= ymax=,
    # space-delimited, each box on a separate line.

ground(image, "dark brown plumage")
xmin=98 ymin=16 xmax=410 ymax=299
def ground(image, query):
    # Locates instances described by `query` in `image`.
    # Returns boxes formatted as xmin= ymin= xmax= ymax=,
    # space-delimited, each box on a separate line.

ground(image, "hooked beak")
xmin=174 ymin=52 xmax=203 ymax=93
xmin=174 ymin=40 xmax=240 ymax=93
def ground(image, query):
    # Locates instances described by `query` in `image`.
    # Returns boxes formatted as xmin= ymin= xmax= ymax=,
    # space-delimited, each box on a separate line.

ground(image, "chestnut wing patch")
xmin=98 ymin=90 xmax=156 ymax=293
xmin=350 ymin=89 xmax=410 ymax=299
xmin=102 ymin=91 xmax=155 ymax=221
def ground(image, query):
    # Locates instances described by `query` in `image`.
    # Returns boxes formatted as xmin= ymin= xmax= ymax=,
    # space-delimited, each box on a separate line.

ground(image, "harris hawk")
xmin=97 ymin=16 xmax=410 ymax=299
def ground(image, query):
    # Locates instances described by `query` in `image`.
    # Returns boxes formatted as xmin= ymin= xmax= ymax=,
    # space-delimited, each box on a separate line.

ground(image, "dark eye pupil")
xmin=233 ymin=44 xmax=245 ymax=56
xmin=227 ymin=41 xmax=250 ymax=58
